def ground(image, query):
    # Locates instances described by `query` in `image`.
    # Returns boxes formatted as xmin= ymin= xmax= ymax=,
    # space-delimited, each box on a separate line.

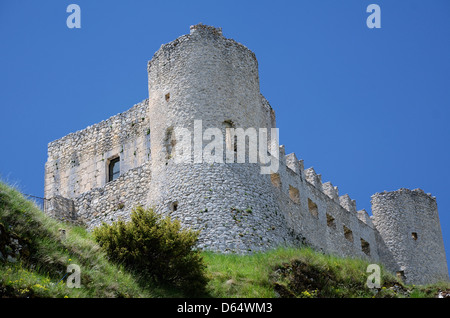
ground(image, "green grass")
xmin=203 ymin=247 xmax=395 ymax=298
xmin=203 ymin=248 xmax=306 ymax=297
xmin=0 ymin=181 xmax=156 ymax=298
xmin=1 ymin=180 xmax=449 ymax=298
xmin=203 ymin=247 xmax=450 ymax=298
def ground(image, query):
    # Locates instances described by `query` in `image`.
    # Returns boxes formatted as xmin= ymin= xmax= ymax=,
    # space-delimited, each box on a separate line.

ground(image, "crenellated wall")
xmin=271 ymin=146 xmax=379 ymax=262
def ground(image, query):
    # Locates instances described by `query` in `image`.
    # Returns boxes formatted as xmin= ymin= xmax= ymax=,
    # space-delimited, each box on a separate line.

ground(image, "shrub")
xmin=92 ymin=206 xmax=208 ymax=294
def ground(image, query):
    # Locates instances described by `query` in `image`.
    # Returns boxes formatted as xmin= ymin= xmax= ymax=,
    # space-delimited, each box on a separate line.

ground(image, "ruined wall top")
xmin=189 ymin=23 xmax=223 ymax=36
xmin=371 ymin=188 xmax=437 ymax=202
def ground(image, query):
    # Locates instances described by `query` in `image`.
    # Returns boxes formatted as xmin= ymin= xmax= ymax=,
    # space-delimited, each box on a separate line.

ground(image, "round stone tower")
xmin=371 ymin=188 xmax=449 ymax=284
xmin=146 ymin=24 xmax=292 ymax=252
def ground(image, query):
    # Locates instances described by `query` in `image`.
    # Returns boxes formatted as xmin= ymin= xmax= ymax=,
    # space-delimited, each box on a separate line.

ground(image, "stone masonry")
xmin=44 ymin=24 xmax=449 ymax=285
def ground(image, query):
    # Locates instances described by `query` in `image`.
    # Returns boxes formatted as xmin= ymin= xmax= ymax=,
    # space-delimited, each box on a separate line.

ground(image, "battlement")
xmin=285 ymin=153 xmax=301 ymax=174
xmin=322 ymin=181 xmax=339 ymax=202
xmin=304 ymin=167 xmax=323 ymax=191
xmin=339 ymin=194 xmax=357 ymax=213
xmin=357 ymin=209 xmax=374 ymax=228
xmin=283 ymin=152 xmax=361 ymax=215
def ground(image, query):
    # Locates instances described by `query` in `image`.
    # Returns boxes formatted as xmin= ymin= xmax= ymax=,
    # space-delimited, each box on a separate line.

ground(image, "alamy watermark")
xmin=366 ymin=4 xmax=381 ymax=29
xmin=366 ymin=264 xmax=381 ymax=288
xmin=66 ymin=264 xmax=81 ymax=288
xmin=166 ymin=120 xmax=280 ymax=175
xmin=66 ymin=4 xmax=81 ymax=29
xmin=65 ymin=4 xmax=380 ymax=30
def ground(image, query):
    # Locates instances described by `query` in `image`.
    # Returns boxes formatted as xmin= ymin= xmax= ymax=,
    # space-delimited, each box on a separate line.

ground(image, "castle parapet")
xmin=304 ymin=167 xmax=323 ymax=191
xmin=298 ymin=159 xmax=304 ymax=172
xmin=278 ymin=145 xmax=286 ymax=161
xmin=322 ymin=181 xmax=339 ymax=203
xmin=357 ymin=209 xmax=373 ymax=228
xmin=339 ymin=194 xmax=357 ymax=213
xmin=285 ymin=153 xmax=302 ymax=175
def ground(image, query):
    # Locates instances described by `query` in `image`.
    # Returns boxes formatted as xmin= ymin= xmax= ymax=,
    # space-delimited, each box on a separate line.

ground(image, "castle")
xmin=44 ymin=24 xmax=449 ymax=285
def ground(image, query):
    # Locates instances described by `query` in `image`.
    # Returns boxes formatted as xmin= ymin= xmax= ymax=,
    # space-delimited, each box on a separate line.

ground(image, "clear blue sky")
xmin=1 ymin=1 xmax=449 ymax=271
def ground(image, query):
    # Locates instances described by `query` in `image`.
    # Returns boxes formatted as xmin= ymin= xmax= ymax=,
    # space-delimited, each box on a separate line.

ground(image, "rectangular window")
xmin=343 ymin=225 xmax=353 ymax=242
xmin=271 ymin=173 xmax=281 ymax=188
xmin=361 ymin=238 xmax=370 ymax=256
xmin=289 ymin=185 xmax=300 ymax=204
xmin=308 ymin=198 xmax=318 ymax=218
xmin=326 ymin=213 xmax=336 ymax=229
xmin=396 ymin=271 xmax=405 ymax=281
xmin=108 ymin=157 xmax=120 ymax=182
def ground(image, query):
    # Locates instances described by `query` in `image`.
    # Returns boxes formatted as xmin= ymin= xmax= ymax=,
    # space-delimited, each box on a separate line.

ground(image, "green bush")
xmin=92 ymin=206 xmax=208 ymax=294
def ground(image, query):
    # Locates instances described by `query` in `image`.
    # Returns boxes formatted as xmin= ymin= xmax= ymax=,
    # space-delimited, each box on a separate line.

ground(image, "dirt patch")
xmin=271 ymin=260 xmax=337 ymax=298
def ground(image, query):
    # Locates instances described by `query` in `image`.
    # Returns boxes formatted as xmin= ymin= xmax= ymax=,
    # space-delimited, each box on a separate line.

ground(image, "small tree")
xmin=93 ymin=206 xmax=208 ymax=294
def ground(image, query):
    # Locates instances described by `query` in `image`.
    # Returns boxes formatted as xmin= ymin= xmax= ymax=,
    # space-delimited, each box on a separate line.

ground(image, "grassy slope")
xmin=1 ymin=181 xmax=448 ymax=298
xmin=0 ymin=181 xmax=158 ymax=298
xmin=204 ymin=248 xmax=450 ymax=298
xmin=204 ymin=248 xmax=392 ymax=298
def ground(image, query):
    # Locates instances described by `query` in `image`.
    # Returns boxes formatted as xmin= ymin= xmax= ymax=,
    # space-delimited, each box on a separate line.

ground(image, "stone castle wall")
xmin=73 ymin=162 xmax=151 ymax=229
xmin=43 ymin=24 xmax=448 ymax=285
xmin=372 ymin=189 xmax=449 ymax=284
xmin=44 ymin=99 xmax=151 ymax=229
xmin=273 ymin=148 xmax=380 ymax=262
xmin=146 ymin=24 xmax=291 ymax=253
xmin=45 ymin=100 xmax=150 ymax=200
